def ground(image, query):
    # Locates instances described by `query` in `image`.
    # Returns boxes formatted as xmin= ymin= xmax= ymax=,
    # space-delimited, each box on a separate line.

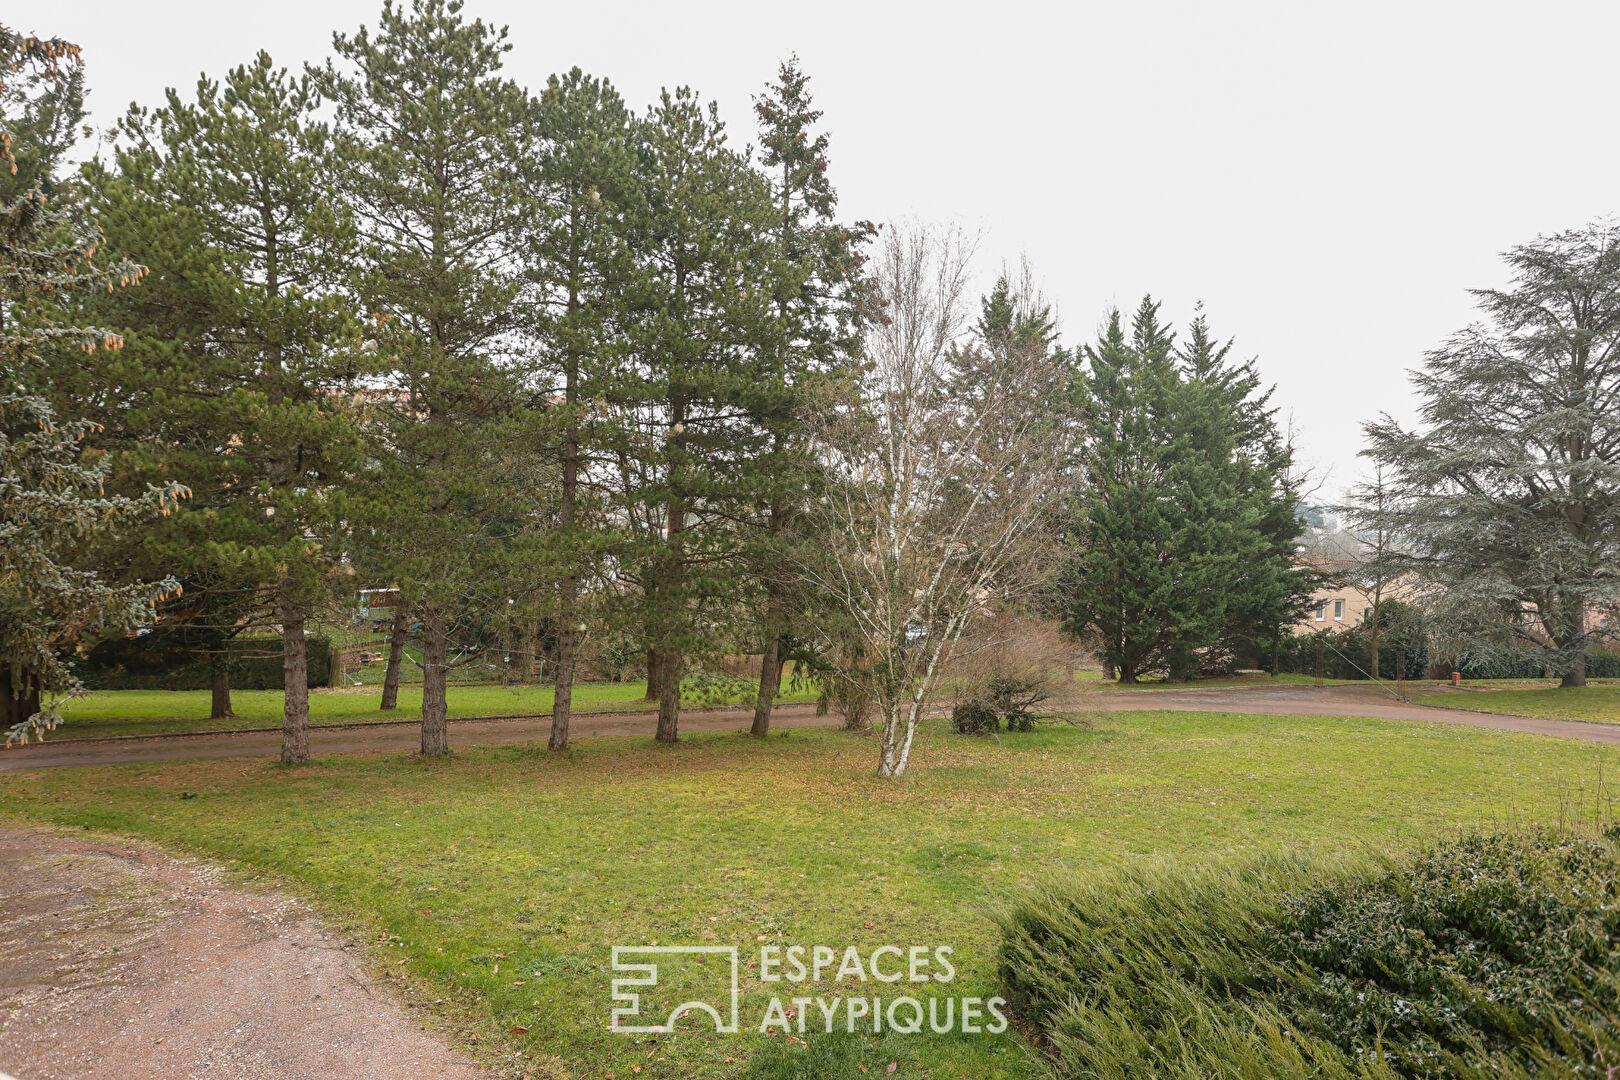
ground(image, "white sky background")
xmin=55 ymin=0 xmax=1620 ymax=495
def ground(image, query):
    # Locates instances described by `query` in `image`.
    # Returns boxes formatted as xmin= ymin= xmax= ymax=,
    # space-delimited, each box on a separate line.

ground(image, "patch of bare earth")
xmin=0 ymin=827 xmax=485 ymax=1080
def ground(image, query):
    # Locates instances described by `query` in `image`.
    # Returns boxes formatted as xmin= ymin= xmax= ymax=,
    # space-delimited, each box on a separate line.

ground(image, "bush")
xmin=950 ymin=698 xmax=999 ymax=736
xmin=996 ymin=831 xmax=1620 ymax=1080
xmin=1278 ymin=623 xmax=1428 ymax=681
xmin=1453 ymin=651 xmax=1620 ymax=680
xmin=813 ymin=668 xmax=875 ymax=731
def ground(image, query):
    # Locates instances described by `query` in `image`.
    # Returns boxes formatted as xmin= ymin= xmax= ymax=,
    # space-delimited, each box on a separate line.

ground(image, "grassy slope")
xmin=51 ymin=680 xmax=818 ymax=741
xmin=1416 ymin=683 xmax=1620 ymax=724
xmin=4 ymin=710 xmax=1615 ymax=1079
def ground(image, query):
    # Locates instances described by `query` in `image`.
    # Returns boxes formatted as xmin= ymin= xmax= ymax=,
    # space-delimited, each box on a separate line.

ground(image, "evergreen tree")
xmin=87 ymin=54 xmax=361 ymax=764
xmin=319 ymin=0 xmax=535 ymax=756
xmin=1 ymin=27 xmax=184 ymax=741
xmin=527 ymin=67 xmax=635 ymax=752
xmin=1173 ymin=308 xmax=1313 ymax=670
xmin=0 ymin=28 xmax=84 ymax=201
xmin=1056 ymin=298 xmax=1306 ymax=681
xmin=1362 ymin=222 xmax=1620 ymax=686
xmin=746 ymin=56 xmax=869 ymax=737
xmin=610 ymin=87 xmax=783 ymax=742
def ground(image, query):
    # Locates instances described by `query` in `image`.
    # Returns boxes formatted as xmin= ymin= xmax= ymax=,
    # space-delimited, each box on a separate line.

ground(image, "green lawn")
xmin=1416 ymin=682 xmax=1620 ymax=724
xmin=3 ymin=709 xmax=1614 ymax=1079
xmin=49 ymin=679 xmax=819 ymax=741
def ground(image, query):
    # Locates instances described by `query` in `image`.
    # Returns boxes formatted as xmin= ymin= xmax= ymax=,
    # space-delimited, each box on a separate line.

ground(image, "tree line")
xmin=4 ymin=4 xmax=1324 ymax=776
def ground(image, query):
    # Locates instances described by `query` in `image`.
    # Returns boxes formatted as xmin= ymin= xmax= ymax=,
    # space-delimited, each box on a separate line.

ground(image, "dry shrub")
xmin=946 ymin=611 xmax=1088 ymax=727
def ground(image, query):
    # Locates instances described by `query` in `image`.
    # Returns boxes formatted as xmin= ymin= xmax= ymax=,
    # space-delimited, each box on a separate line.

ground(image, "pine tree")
xmin=86 ymin=54 xmax=362 ymax=765
xmin=1362 ymin=222 xmax=1620 ymax=686
xmin=746 ymin=56 xmax=869 ymax=737
xmin=610 ymin=87 xmax=783 ymax=742
xmin=319 ymin=0 xmax=535 ymax=756
xmin=528 ymin=67 xmax=635 ymax=752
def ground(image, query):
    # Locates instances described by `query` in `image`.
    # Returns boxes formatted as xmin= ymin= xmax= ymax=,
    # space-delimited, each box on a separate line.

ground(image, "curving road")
xmin=3 ymin=684 xmax=1618 ymax=772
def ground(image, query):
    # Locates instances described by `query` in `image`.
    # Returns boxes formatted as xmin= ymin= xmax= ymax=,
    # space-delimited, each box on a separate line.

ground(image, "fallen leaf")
xmin=512 ymin=980 xmax=527 ymax=986
xmin=509 ymin=1025 xmax=530 ymax=1035
xmin=887 ymin=1064 xmax=898 ymax=1075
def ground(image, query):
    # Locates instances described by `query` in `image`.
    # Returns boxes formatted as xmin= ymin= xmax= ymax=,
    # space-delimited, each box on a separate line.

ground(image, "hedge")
xmin=78 ymin=634 xmax=333 ymax=691
xmin=996 ymin=830 xmax=1620 ymax=1080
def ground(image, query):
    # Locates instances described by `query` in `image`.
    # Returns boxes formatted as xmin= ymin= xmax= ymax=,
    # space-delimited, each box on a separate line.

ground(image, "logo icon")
xmin=610 ymin=945 xmax=740 ymax=1034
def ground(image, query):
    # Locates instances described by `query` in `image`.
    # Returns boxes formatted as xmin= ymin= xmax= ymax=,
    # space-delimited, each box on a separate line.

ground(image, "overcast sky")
xmin=56 ymin=0 xmax=1620 ymax=495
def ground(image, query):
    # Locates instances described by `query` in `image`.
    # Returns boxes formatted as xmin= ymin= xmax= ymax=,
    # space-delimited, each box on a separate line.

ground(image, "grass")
xmin=51 ymin=679 xmax=818 ymax=741
xmin=1416 ymin=682 xmax=1620 ymax=725
xmin=4 ymin=709 xmax=1618 ymax=1079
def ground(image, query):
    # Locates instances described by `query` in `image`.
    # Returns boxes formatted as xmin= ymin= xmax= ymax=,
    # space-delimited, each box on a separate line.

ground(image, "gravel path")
xmin=1083 ymin=682 xmax=1620 ymax=744
xmin=4 ymin=686 xmax=1619 ymax=775
xmin=0 ymin=703 xmax=837 ymax=771
xmin=0 ymin=827 xmax=485 ymax=1080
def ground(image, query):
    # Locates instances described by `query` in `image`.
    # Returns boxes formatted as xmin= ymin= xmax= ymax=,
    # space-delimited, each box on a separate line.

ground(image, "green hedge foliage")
xmin=79 ymin=634 xmax=333 ymax=691
xmin=996 ymin=831 xmax=1620 ymax=1079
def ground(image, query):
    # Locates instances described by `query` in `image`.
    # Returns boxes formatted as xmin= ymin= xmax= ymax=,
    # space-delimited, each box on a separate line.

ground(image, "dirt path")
xmin=0 ymin=703 xmax=838 ymax=771
xmin=5 ymin=687 xmax=1620 ymax=774
xmin=0 ymin=827 xmax=484 ymax=1080
xmin=1082 ymin=682 xmax=1620 ymax=744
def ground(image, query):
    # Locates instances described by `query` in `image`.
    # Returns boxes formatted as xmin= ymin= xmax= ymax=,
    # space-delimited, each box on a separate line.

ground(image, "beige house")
xmin=1300 ymin=581 xmax=1374 ymax=632
xmin=1292 ymin=523 xmax=1408 ymax=633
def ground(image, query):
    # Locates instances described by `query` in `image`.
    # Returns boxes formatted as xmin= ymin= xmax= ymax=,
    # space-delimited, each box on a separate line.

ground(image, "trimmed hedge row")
xmin=78 ymin=634 xmax=333 ymax=691
xmin=1455 ymin=651 xmax=1620 ymax=680
xmin=997 ymin=830 xmax=1620 ymax=1079
xmin=1276 ymin=625 xmax=1428 ymax=680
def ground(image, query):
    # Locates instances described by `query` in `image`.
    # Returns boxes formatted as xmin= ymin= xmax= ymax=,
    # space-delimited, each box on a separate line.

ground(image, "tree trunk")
xmin=279 ymin=589 xmax=310 ymax=766
xmin=421 ymin=611 xmax=450 ymax=756
xmin=1368 ymin=622 xmax=1380 ymax=681
xmin=0 ymin=665 xmax=14 ymax=734
xmin=3 ymin=668 xmax=42 ymax=737
xmin=552 ymin=294 xmax=582 ymax=748
xmin=1117 ymin=661 xmax=1138 ymax=685
xmin=654 ymin=650 xmax=681 ymax=743
xmin=876 ymin=702 xmax=918 ymax=778
xmin=644 ymin=648 xmax=662 ymax=701
xmin=550 ymin=599 xmax=577 ymax=752
xmin=1562 ymin=650 xmax=1588 ymax=689
xmin=380 ymin=607 xmax=408 ymax=710
xmin=210 ymin=658 xmax=235 ymax=719
xmin=750 ymin=634 xmax=785 ymax=738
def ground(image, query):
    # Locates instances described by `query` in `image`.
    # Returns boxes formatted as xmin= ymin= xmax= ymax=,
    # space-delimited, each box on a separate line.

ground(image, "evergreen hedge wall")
xmin=78 ymin=634 xmax=333 ymax=691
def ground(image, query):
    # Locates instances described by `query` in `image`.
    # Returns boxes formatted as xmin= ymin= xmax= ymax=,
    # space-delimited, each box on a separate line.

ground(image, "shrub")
xmin=950 ymin=698 xmax=999 ymax=736
xmin=1267 ymin=830 xmax=1620 ymax=1077
xmin=987 ymin=674 xmax=1046 ymax=732
xmin=997 ymin=831 xmax=1620 ymax=1080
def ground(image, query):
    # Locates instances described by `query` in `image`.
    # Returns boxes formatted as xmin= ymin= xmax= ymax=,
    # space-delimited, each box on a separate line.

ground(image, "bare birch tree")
xmin=796 ymin=222 xmax=1066 ymax=778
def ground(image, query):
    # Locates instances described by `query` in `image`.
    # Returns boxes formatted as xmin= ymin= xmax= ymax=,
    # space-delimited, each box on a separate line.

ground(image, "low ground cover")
xmin=3 ymin=710 xmax=1615 ymax=1078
